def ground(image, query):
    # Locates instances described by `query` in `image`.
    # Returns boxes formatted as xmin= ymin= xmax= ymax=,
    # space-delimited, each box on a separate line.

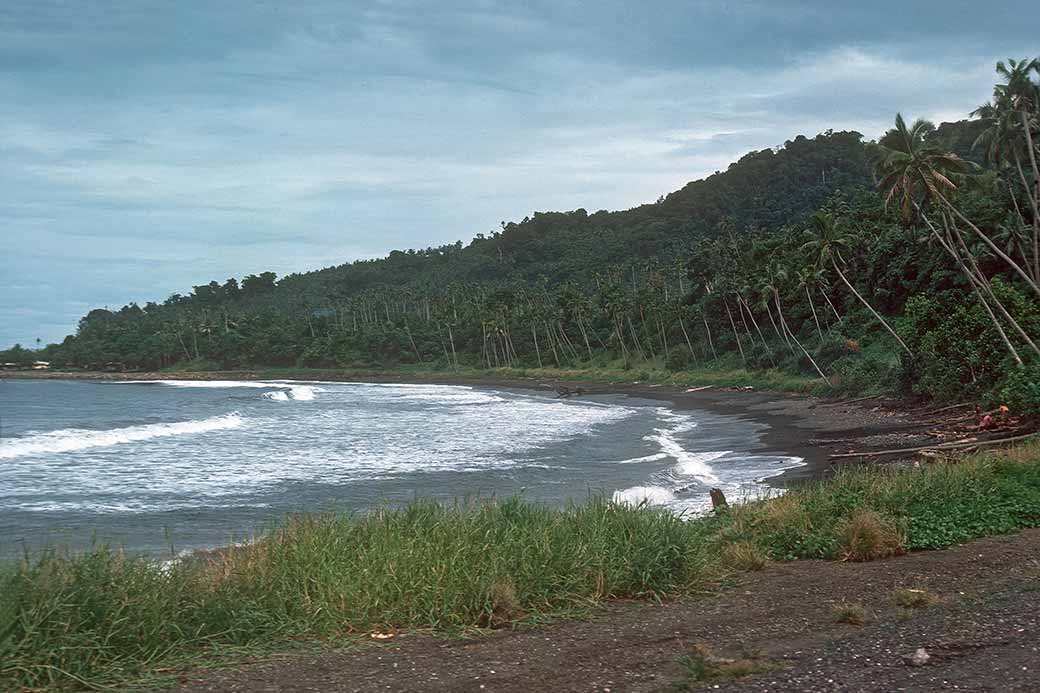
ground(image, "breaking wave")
xmin=0 ymin=413 xmax=244 ymax=459
xmin=116 ymin=379 xmax=322 ymax=401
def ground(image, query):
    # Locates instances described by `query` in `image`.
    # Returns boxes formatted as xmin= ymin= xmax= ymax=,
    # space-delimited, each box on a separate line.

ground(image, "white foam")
xmin=643 ymin=409 xmax=721 ymax=483
xmin=612 ymin=485 xmax=676 ymax=506
xmin=671 ymin=450 xmax=729 ymax=478
xmin=0 ymin=413 xmax=244 ymax=459
xmin=116 ymin=379 xmax=323 ymax=401
xmin=613 ymin=452 xmax=670 ymax=464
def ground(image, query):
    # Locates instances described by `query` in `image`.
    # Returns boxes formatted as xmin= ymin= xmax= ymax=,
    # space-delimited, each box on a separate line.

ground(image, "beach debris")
xmin=709 ymin=488 xmax=728 ymax=509
xmin=370 ymin=632 xmax=396 ymax=640
xmin=828 ymin=431 xmax=1039 ymax=459
xmin=684 ymin=385 xmax=712 ymax=392
xmin=554 ymin=386 xmax=585 ymax=398
xmin=904 ymin=648 xmax=931 ymax=667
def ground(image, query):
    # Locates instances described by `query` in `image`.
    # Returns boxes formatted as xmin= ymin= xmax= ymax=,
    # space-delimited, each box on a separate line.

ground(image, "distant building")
xmin=1 ymin=362 xmax=19 ymax=370
xmin=31 ymin=361 xmax=51 ymax=370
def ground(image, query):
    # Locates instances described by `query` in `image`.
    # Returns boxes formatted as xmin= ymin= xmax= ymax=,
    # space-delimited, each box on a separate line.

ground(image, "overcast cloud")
xmin=1 ymin=0 xmax=1036 ymax=347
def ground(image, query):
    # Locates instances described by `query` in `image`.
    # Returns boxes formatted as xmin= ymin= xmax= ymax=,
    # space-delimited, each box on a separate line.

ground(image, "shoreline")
xmin=2 ymin=369 xmax=924 ymax=485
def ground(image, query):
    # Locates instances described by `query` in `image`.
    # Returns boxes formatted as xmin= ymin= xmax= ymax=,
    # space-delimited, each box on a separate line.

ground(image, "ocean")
xmin=0 ymin=378 xmax=803 ymax=558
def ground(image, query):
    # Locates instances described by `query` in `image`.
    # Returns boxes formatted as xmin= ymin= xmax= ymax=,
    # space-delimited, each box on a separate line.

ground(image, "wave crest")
xmin=0 ymin=413 xmax=244 ymax=459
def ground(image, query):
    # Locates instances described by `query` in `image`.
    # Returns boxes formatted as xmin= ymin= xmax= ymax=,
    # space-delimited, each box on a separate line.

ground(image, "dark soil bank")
xmin=169 ymin=529 xmax=1040 ymax=692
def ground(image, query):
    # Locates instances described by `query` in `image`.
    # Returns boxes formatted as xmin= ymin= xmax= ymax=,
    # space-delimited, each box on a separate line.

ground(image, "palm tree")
xmin=873 ymin=112 xmax=1040 ymax=300
xmin=994 ymin=58 xmax=1040 ymax=190
xmin=803 ymin=212 xmax=913 ymax=356
xmin=869 ymin=114 xmax=968 ymax=222
xmin=795 ymin=267 xmax=825 ymax=341
xmin=973 ymin=58 xmax=1040 ymax=283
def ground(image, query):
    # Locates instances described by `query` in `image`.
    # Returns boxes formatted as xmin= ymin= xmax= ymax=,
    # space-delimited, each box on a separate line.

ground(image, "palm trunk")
xmin=532 ymin=323 xmax=543 ymax=368
xmin=741 ymin=298 xmax=775 ymax=366
xmin=821 ymin=288 xmax=843 ymax=323
xmin=804 ymin=286 xmax=823 ymax=341
xmin=702 ymin=314 xmax=718 ymax=361
xmin=677 ymin=315 xmax=698 ymax=365
xmin=627 ymin=316 xmax=648 ymax=362
xmin=831 ymin=257 xmax=912 ymax=356
xmin=951 ymin=221 xmax=1040 ymax=360
xmin=763 ymin=300 xmax=785 ymax=342
xmin=1012 ymin=148 xmax=1040 ymax=284
xmin=405 ymin=325 xmax=422 ymax=363
xmin=448 ymin=325 xmax=458 ymax=370
xmin=936 ymin=190 xmax=1040 ymax=300
xmin=723 ymin=297 xmax=746 ymax=368
xmin=777 ymin=303 xmax=827 ymax=381
xmin=922 ymin=206 xmax=1036 ymax=363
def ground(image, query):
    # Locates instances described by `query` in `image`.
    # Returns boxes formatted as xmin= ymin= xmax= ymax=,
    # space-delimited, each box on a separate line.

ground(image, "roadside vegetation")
xmin=5 ymin=58 xmax=1039 ymax=415
xmin=3 ymin=440 xmax=1039 ymax=691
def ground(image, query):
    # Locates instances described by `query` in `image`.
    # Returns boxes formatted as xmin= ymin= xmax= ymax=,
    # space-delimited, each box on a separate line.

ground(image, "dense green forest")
xmin=7 ymin=58 xmax=1040 ymax=414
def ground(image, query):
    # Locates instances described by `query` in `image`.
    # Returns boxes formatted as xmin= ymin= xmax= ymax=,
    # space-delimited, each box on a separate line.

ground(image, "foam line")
xmin=0 ymin=413 xmax=244 ymax=459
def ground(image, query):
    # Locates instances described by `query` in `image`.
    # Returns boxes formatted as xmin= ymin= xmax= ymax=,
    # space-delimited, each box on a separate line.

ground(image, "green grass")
xmin=3 ymin=442 xmax=1040 ymax=690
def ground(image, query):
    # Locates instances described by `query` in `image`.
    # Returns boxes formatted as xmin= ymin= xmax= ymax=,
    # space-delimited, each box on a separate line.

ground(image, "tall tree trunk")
xmin=1011 ymin=148 xmax=1040 ymax=284
xmin=741 ymin=298 xmax=775 ymax=366
xmin=804 ymin=286 xmax=823 ymax=341
xmin=405 ymin=325 xmax=422 ymax=363
xmin=821 ymin=288 xmax=843 ymax=323
xmin=722 ymin=297 xmax=746 ymax=368
xmin=937 ymin=191 xmax=1040 ymax=300
xmin=951 ymin=220 xmax=1040 ymax=360
xmin=922 ymin=206 xmax=1035 ymax=363
xmin=763 ymin=299 xmax=785 ymax=344
xmin=831 ymin=257 xmax=913 ymax=356
xmin=532 ymin=323 xmax=543 ymax=368
xmin=702 ymin=314 xmax=718 ymax=361
xmin=627 ymin=316 xmax=647 ymax=362
xmin=448 ymin=325 xmax=458 ymax=370
xmin=576 ymin=316 xmax=594 ymax=361
xmin=677 ymin=315 xmax=698 ymax=365
xmin=545 ymin=321 xmax=562 ymax=367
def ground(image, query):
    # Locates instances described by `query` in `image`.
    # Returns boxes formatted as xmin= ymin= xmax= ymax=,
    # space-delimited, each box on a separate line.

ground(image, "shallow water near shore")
xmin=0 ymin=378 xmax=802 ymax=558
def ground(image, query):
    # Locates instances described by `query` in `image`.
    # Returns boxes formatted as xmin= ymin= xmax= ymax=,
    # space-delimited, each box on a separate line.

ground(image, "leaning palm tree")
xmin=973 ymin=58 xmax=1040 ymax=284
xmin=802 ymin=212 xmax=913 ymax=356
xmin=795 ymin=267 xmax=825 ymax=340
xmin=873 ymin=112 xmax=1040 ymax=299
xmin=868 ymin=114 xmax=969 ymax=222
xmin=994 ymin=58 xmax=1040 ymax=187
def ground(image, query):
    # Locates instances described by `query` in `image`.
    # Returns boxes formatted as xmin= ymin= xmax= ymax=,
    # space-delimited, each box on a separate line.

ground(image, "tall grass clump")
xmin=723 ymin=442 xmax=1040 ymax=560
xmin=0 ymin=498 xmax=710 ymax=690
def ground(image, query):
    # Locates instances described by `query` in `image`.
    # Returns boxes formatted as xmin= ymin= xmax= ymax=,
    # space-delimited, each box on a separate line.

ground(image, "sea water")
xmin=0 ymin=379 xmax=803 ymax=557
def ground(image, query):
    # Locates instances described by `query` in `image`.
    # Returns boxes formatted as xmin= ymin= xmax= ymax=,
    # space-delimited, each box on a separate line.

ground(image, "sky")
xmin=1 ymin=1 xmax=1036 ymax=348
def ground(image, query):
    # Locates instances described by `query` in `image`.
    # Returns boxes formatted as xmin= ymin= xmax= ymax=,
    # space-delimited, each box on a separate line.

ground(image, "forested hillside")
xmin=9 ymin=59 xmax=1040 ymax=414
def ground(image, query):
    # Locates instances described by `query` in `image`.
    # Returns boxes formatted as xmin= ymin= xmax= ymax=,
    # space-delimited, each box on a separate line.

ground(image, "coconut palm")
xmin=795 ymin=267 xmax=825 ymax=340
xmin=802 ymin=212 xmax=913 ymax=356
xmin=869 ymin=114 xmax=970 ymax=220
xmin=873 ymin=113 xmax=1040 ymax=299
xmin=973 ymin=58 xmax=1040 ymax=283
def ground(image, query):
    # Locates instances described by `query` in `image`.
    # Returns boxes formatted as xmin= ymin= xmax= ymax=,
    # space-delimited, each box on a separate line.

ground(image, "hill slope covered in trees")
xmin=9 ymin=58 xmax=1040 ymax=414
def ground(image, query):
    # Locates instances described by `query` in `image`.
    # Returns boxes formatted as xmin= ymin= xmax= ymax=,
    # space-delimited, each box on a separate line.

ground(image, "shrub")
xmin=835 ymin=509 xmax=905 ymax=561
xmin=992 ymin=362 xmax=1040 ymax=418
xmin=893 ymin=588 xmax=938 ymax=609
xmin=720 ymin=541 xmax=769 ymax=572
xmin=832 ymin=602 xmax=869 ymax=625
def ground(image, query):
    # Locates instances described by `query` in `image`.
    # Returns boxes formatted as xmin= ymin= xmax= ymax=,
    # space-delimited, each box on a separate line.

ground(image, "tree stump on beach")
xmin=710 ymin=488 xmax=728 ymax=509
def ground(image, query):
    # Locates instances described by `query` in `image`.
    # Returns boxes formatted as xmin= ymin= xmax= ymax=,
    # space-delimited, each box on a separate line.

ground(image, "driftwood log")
xmin=828 ymin=431 xmax=1039 ymax=458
